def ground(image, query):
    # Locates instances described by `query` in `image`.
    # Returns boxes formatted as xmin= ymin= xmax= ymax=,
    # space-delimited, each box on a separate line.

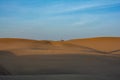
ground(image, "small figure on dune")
xmin=60 ymin=40 xmax=64 ymax=42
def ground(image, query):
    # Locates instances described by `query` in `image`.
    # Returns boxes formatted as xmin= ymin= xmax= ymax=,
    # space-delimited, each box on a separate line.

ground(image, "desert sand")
xmin=0 ymin=37 xmax=120 ymax=80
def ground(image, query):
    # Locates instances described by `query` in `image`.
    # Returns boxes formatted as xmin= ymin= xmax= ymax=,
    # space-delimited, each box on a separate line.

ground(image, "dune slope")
xmin=0 ymin=37 xmax=120 ymax=79
xmin=0 ymin=37 xmax=120 ymax=55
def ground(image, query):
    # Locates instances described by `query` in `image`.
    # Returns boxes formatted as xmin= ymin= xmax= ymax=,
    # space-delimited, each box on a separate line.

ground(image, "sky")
xmin=0 ymin=0 xmax=120 ymax=40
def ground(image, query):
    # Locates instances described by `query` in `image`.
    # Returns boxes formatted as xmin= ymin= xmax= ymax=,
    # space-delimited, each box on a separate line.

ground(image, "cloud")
xmin=39 ymin=0 xmax=120 ymax=14
xmin=68 ymin=11 xmax=120 ymax=28
xmin=0 ymin=0 xmax=120 ymax=15
xmin=0 ymin=0 xmax=120 ymax=40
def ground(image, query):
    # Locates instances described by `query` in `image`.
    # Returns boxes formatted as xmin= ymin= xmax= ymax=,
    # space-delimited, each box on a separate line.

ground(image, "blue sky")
xmin=0 ymin=0 xmax=120 ymax=40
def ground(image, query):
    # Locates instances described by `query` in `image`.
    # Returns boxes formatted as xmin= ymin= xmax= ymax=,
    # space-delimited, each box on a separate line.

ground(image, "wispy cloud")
xmin=37 ymin=0 xmax=120 ymax=14
xmin=0 ymin=0 xmax=120 ymax=15
xmin=0 ymin=0 xmax=120 ymax=40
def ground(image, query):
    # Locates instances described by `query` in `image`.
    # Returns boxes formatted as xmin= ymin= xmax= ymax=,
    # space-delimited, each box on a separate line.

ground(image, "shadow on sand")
xmin=0 ymin=50 xmax=120 ymax=75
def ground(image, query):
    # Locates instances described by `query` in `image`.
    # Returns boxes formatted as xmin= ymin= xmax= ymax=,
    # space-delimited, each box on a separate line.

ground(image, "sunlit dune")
xmin=0 ymin=37 xmax=120 ymax=56
xmin=67 ymin=37 xmax=120 ymax=51
xmin=0 ymin=38 xmax=36 ymax=50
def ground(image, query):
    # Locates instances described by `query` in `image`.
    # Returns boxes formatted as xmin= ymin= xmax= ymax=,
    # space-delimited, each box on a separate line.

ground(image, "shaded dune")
xmin=0 ymin=50 xmax=15 ymax=56
xmin=0 ymin=65 xmax=11 ymax=75
xmin=1 ymin=54 xmax=120 ymax=75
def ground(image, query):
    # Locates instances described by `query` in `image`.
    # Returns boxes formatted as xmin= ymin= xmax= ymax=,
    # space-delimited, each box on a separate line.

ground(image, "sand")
xmin=0 ymin=37 xmax=120 ymax=80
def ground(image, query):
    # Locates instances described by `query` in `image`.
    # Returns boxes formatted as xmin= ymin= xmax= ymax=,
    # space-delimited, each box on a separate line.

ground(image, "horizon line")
xmin=0 ymin=36 xmax=120 ymax=41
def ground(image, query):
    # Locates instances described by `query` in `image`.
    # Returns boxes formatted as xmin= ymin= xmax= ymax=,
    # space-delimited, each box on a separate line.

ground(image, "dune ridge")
xmin=0 ymin=37 xmax=120 ymax=80
xmin=0 ymin=37 xmax=119 ymax=56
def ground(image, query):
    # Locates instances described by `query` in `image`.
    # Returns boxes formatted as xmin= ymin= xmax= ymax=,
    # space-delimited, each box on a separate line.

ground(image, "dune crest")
xmin=67 ymin=37 xmax=120 ymax=51
xmin=0 ymin=37 xmax=119 ymax=55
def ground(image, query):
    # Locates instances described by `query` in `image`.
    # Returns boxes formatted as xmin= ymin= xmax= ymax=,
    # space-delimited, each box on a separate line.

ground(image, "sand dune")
xmin=0 ymin=65 xmax=11 ymax=75
xmin=0 ymin=38 xmax=36 ymax=50
xmin=0 ymin=37 xmax=120 ymax=80
xmin=67 ymin=37 xmax=120 ymax=51
xmin=0 ymin=37 xmax=119 ymax=55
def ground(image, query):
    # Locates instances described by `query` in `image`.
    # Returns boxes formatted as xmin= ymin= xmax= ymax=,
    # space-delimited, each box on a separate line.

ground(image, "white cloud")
xmin=0 ymin=0 xmax=120 ymax=15
xmin=40 ymin=0 xmax=120 ymax=14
